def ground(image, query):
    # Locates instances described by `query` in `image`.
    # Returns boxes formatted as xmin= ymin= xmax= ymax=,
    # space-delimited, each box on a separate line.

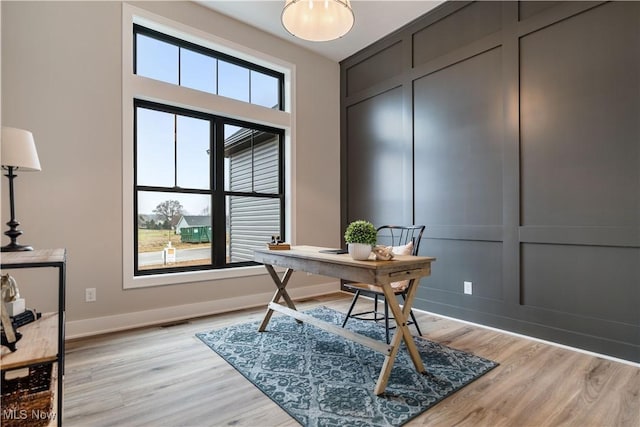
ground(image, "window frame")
xmin=122 ymin=4 xmax=295 ymax=289
xmin=133 ymin=24 xmax=285 ymax=111
xmin=133 ymin=99 xmax=285 ymax=276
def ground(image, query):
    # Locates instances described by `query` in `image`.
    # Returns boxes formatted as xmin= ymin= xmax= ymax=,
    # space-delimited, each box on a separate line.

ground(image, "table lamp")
xmin=1 ymin=127 xmax=41 ymax=252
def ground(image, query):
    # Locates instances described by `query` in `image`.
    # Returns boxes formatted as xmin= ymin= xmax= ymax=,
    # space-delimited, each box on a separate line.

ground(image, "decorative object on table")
xmin=267 ymin=235 xmax=290 ymax=250
xmin=343 ymin=225 xmax=426 ymax=344
xmin=0 ymin=274 xmax=25 ymax=317
xmin=344 ymin=220 xmax=377 ymax=260
xmin=1 ymin=127 xmax=42 ymax=252
xmin=1 ymin=308 xmax=41 ymax=345
xmin=0 ymin=331 xmax=22 ymax=352
xmin=0 ymin=294 xmax=42 ymax=352
xmin=281 ymin=0 xmax=354 ymax=42
xmin=372 ymin=245 xmax=395 ymax=261
xmin=196 ymin=306 xmax=498 ymax=427
xmin=1 ymin=274 xmax=22 ymax=351
xmin=267 ymin=243 xmax=291 ymax=250
xmin=10 ymin=309 xmax=41 ymax=329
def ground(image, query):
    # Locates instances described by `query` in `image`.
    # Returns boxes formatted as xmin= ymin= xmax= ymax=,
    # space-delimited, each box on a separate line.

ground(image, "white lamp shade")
xmin=282 ymin=0 xmax=355 ymax=42
xmin=1 ymin=127 xmax=41 ymax=171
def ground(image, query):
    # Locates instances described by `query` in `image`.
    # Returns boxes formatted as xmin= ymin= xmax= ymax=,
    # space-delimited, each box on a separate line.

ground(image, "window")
xmin=134 ymin=101 xmax=284 ymax=275
xmin=124 ymin=12 xmax=291 ymax=285
xmin=134 ymin=25 xmax=284 ymax=110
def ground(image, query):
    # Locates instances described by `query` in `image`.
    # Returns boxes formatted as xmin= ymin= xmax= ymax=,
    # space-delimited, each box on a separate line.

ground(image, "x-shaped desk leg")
xmin=258 ymin=265 xmax=298 ymax=332
xmin=374 ymin=279 xmax=426 ymax=395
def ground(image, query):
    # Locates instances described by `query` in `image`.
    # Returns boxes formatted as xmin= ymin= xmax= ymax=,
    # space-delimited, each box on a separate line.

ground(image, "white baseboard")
xmin=66 ymin=281 xmax=339 ymax=339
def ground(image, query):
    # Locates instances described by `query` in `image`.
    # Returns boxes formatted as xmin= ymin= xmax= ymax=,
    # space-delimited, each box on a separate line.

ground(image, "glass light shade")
xmin=1 ymin=127 xmax=41 ymax=171
xmin=282 ymin=0 xmax=355 ymax=42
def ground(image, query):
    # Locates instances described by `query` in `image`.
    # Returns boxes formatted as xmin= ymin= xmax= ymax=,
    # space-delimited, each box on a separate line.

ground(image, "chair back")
xmin=375 ymin=225 xmax=425 ymax=256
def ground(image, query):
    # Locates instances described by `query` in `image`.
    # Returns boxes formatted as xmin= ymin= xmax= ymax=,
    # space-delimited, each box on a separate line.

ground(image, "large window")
xmin=126 ymin=17 xmax=289 ymax=282
xmin=135 ymin=101 xmax=284 ymax=275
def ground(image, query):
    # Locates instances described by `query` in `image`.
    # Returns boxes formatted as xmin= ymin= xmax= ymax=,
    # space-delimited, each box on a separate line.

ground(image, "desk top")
xmin=254 ymin=245 xmax=435 ymax=285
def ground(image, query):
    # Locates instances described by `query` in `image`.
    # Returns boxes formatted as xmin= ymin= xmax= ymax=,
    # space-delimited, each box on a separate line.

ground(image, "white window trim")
xmin=122 ymin=3 xmax=296 ymax=289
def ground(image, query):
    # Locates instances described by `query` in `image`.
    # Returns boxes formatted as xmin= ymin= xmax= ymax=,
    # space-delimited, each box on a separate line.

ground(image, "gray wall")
xmin=341 ymin=1 xmax=639 ymax=361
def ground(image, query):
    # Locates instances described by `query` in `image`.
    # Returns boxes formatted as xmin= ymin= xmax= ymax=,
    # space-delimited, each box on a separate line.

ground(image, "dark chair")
xmin=341 ymin=225 xmax=426 ymax=344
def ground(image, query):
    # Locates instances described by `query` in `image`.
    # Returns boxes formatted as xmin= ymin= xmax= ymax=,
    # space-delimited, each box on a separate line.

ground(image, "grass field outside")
xmin=138 ymin=229 xmax=210 ymax=253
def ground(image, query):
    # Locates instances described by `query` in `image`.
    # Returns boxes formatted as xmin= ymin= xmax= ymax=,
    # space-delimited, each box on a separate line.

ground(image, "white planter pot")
xmin=348 ymin=243 xmax=372 ymax=260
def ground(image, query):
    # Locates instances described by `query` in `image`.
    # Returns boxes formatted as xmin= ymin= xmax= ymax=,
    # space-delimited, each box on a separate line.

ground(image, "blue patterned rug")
xmin=196 ymin=306 xmax=497 ymax=426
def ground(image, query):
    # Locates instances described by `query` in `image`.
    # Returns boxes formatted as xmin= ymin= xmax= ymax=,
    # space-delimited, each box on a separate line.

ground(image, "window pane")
xmin=253 ymin=135 xmax=279 ymax=193
xmin=180 ymin=48 xmax=216 ymax=94
xmin=224 ymin=124 xmax=252 ymax=192
xmin=250 ymin=70 xmax=279 ymax=109
xmin=227 ymin=196 xmax=281 ymax=263
xmin=136 ymin=34 xmax=178 ymax=85
xmin=223 ymin=125 xmax=279 ymax=193
xmin=136 ymin=108 xmax=175 ymax=187
xmin=176 ymin=115 xmax=210 ymax=190
xmin=137 ymin=191 xmax=212 ymax=271
xmin=218 ymin=61 xmax=249 ymax=103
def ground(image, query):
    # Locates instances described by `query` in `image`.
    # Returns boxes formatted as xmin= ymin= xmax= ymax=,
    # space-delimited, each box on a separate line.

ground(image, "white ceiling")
xmin=196 ymin=1 xmax=444 ymax=62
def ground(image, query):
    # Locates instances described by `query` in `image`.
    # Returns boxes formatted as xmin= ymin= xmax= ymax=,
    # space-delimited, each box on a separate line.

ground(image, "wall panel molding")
xmin=424 ymin=225 xmax=503 ymax=242
xmin=345 ymin=40 xmax=403 ymax=97
xmin=343 ymin=79 xmax=403 ymax=107
xmin=516 ymin=1 xmax=606 ymax=37
xmin=409 ymin=32 xmax=502 ymax=84
xmin=412 ymin=1 xmax=502 ymax=67
xmin=519 ymin=226 xmax=640 ymax=248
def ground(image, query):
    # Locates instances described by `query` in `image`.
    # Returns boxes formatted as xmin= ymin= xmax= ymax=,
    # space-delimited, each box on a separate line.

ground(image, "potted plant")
xmin=344 ymin=220 xmax=377 ymax=260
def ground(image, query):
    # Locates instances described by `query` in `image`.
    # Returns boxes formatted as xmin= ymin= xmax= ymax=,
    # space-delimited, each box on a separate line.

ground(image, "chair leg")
xmin=373 ymin=294 xmax=380 ymax=320
xmin=409 ymin=309 xmax=422 ymax=336
xmin=384 ymin=299 xmax=390 ymax=344
xmin=342 ymin=290 xmax=361 ymax=328
xmin=401 ymin=293 xmax=422 ymax=336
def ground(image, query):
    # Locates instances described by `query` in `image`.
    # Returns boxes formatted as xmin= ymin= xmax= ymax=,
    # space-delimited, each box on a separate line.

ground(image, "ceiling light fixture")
xmin=282 ymin=0 xmax=355 ymax=42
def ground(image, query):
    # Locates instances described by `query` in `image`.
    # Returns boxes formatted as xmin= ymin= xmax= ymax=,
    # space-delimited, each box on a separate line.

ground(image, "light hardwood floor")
xmin=64 ymin=293 xmax=639 ymax=427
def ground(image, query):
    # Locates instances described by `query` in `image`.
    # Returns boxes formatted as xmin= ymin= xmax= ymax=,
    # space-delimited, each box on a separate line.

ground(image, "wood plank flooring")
xmin=63 ymin=293 xmax=639 ymax=426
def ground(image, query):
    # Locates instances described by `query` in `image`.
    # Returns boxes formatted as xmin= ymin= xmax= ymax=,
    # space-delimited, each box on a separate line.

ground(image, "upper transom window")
xmin=134 ymin=24 xmax=284 ymax=110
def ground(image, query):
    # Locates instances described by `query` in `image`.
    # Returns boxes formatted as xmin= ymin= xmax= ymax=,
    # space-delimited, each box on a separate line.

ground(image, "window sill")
xmin=124 ymin=263 xmax=274 ymax=289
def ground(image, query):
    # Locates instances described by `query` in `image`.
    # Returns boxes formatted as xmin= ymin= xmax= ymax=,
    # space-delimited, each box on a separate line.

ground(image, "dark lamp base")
xmin=1 ymin=243 xmax=34 ymax=252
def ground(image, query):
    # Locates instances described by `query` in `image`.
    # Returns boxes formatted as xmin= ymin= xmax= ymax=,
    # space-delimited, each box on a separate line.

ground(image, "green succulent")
xmin=344 ymin=220 xmax=377 ymax=246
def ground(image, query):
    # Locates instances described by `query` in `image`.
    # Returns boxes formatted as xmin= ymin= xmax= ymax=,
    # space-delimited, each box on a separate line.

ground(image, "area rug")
xmin=196 ymin=306 xmax=497 ymax=427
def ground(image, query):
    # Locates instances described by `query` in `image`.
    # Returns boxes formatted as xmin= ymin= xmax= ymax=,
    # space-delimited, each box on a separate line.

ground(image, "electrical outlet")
xmin=85 ymin=288 xmax=96 ymax=302
xmin=464 ymin=281 xmax=473 ymax=295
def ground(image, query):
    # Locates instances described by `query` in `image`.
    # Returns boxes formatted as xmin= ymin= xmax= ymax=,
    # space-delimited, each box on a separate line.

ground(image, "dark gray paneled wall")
xmin=345 ymin=87 xmax=413 ymax=226
xmin=340 ymin=1 xmax=639 ymax=361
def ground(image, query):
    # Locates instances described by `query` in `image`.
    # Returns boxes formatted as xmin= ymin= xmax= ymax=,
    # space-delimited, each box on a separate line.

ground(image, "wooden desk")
xmin=253 ymin=245 xmax=435 ymax=395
